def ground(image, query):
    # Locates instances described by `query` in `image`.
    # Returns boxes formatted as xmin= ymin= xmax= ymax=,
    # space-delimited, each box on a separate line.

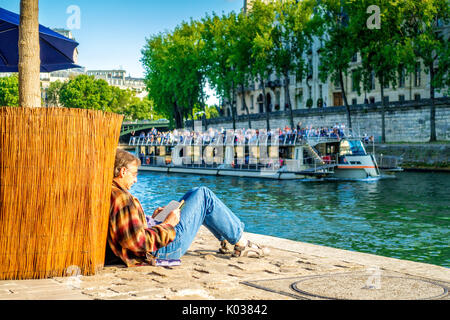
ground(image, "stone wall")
xmin=190 ymin=98 xmax=450 ymax=143
xmin=374 ymin=144 xmax=449 ymax=169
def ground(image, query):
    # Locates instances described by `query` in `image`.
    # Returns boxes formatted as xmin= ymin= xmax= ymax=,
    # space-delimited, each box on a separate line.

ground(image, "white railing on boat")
xmin=129 ymin=135 xmax=312 ymax=147
xmin=138 ymin=153 xmax=336 ymax=175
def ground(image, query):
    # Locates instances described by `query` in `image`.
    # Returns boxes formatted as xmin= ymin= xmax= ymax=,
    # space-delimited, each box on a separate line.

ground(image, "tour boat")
xmin=129 ymin=131 xmax=400 ymax=181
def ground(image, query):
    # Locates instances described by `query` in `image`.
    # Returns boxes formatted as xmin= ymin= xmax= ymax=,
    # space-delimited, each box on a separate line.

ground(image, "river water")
xmin=130 ymin=171 xmax=450 ymax=268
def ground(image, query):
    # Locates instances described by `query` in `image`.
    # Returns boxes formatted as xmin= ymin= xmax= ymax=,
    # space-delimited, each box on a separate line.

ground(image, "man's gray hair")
xmin=114 ymin=149 xmax=141 ymax=178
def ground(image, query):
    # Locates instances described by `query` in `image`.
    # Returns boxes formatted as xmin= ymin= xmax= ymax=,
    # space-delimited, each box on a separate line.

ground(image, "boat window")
xmin=326 ymin=144 xmax=336 ymax=154
xmin=339 ymin=140 xmax=366 ymax=156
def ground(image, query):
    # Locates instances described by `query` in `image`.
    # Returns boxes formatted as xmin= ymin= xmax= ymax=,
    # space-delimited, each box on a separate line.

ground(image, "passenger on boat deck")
xmin=137 ymin=124 xmax=352 ymax=146
xmin=106 ymin=149 xmax=267 ymax=267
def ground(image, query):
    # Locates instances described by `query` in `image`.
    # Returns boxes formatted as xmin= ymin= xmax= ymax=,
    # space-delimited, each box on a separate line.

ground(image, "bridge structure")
xmin=120 ymin=120 xmax=170 ymax=137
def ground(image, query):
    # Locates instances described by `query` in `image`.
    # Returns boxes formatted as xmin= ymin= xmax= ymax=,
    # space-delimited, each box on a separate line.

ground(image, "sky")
xmin=1 ymin=1 xmax=244 ymax=82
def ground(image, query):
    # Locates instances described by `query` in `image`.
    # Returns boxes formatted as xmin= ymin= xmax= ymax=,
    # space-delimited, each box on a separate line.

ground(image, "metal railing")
xmin=130 ymin=134 xmax=313 ymax=147
xmin=375 ymin=154 xmax=403 ymax=170
xmin=138 ymin=151 xmax=337 ymax=175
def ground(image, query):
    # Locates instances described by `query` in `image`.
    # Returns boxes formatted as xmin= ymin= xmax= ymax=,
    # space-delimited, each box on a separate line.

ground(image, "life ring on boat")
xmin=146 ymin=157 xmax=150 ymax=165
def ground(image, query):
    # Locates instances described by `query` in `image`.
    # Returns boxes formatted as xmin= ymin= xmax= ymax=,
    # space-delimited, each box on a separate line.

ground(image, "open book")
xmin=153 ymin=200 xmax=185 ymax=222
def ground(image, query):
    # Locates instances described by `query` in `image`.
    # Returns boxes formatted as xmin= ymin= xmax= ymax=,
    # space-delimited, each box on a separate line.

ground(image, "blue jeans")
xmin=152 ymin=186 xmax=245 ymax=260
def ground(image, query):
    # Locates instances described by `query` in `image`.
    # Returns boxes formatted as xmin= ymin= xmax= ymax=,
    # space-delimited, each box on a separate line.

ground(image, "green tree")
xmin=435 ymin=44 xmax=450 ymax=95
xmin=141 ymin=32 xmax=181 ymax=127
xmin=402 ymin=0 xmax=450 ymax=141
xmin=248 ymin=0 xmax=276 ymax=130
xmin=202 ymin=12 xmax=239 ymax=130
xmin=192 ymin=104 xmax=219 ymax=120
xmin=124 ymin=97 xmax=154 ymax=120
xmin=176 ymin=20 xmax=207 ymax=130
xmin=109 ymin=86 xmax=135 ymax=114
xmin=317 ymin=0 xmax=359 ymax=130
xmin=272 ymin=0 xmax=315 ymax=129
xmin=142 ymin=20 xmax=207 ymax=129
xmin=230 ymin=10 xmax=255 ymax=129
xmin=45 ymin=80 xmax=63 ymax=107
xmin=0 ymin=75 xmax=19 ymax=106
xmin=59 ymin=75 xmax=113 ymax=111
xmin=192 ymin=20 xmax=212 ymax=130
xmin=205 ymin=105 xmax=219 ymax=119
xmin=349 ymin=0 xmax=409 ymax=143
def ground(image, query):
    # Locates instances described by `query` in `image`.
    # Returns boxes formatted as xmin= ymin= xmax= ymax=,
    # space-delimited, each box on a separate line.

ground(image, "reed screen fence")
xmin=0 ymin=107 xmax=123 ymax=279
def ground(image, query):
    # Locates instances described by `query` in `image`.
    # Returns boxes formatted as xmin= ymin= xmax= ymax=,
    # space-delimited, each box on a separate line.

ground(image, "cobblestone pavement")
xmin=1 ymin=227 xmax=449 ymax=300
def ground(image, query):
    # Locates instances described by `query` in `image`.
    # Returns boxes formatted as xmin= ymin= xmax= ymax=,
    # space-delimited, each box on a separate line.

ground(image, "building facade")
xmin=234 ymin=35 xmax=329 ymax=118
xmin=86 ymin=69 xmax=147 ymax=98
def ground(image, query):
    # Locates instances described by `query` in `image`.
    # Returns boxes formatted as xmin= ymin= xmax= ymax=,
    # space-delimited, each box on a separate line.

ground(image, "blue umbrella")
xmin=0 ymin=7 xmax=81 ymax=72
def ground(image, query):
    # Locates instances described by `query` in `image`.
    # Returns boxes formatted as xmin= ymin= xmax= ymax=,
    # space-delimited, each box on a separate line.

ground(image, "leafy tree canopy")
xmin=0 ymin=75 xmax=19 ymax=107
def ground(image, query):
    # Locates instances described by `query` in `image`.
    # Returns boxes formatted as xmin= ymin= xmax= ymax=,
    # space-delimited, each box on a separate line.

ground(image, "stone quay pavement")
xmin=0 ymin=226 xmax=449 ymax=300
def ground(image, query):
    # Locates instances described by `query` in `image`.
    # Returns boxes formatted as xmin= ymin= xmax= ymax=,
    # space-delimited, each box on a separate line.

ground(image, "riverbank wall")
xmin=375 ymin=143 xmax=450 ymax=171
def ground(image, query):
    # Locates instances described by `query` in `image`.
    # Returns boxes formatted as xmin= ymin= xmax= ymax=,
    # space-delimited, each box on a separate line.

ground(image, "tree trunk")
xmin=284 ymin=72 xmax=294 ymax=129
xmin=173 ymin=101 xmax=183 ymax=129
xmin=181 ymin=108 xmax=187 ymax=129
xmin=231 ymin=83 xmax=237 ymax=131
xmin=379 ymin=76 xmax=386 ymax=143
xmin=429 ymin=62 xmax=436 ymax=142
xmin=261 ymin=76 xmax=270 ymax=131
xmin=339 ymin=70 xmax=352 ymax=130
xmin=240 ymin=83 xmax=252 ymax=129
xmin=190 ymin=102 xmax=195 ymax=131
xmin=19 ymin=0 xmax=41 ymax=108
xmin=199 ymin=78 xmax=208 ymax=131
xmin=220 ymin=98 xmax=225 ymax=117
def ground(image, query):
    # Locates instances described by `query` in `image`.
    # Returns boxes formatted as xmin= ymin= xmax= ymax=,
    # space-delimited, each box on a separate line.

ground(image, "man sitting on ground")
xmin=106 ymin=149 xmax=265 ymax=267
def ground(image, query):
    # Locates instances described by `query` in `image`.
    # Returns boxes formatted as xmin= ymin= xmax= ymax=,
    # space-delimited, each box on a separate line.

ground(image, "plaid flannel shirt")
xmin=107 ymin=180 xmax=176 ymax=267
